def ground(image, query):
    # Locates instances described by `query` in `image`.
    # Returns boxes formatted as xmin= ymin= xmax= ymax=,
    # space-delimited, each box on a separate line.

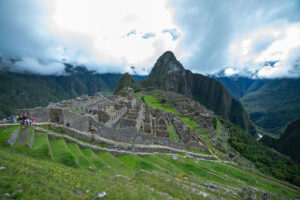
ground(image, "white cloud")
xmin=229 ymin=23 xmax=300 ymax=78
xmin=52 ymin=0 xmax=183 ymax=73
xmin=224 ymin=68 xmax=239 ymax=76
xmin=13 ymin=57 xmax=66 ymax=75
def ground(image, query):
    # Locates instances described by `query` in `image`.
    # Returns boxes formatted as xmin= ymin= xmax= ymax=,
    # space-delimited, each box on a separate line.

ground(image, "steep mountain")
xmin=261 ymin=118 xmax=300 ymax=164
xmin=140 ymin=51 xmax=255 ymax=135
xmin=214 ymin=76 xmax=300 ymax=135
xmin=0 ymin=65 xmax=146 ymax=119
xmin=113 ymin=72 xmax=140 ymax=95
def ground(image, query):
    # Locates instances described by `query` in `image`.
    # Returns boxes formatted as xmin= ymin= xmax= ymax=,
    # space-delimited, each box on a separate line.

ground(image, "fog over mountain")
xmin=0 ymin=0 xmax=300 ymax=77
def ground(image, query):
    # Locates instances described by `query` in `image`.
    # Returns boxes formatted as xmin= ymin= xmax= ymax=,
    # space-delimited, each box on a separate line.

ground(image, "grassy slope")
xmin=1 ymin=126 xmax=300 ymax=199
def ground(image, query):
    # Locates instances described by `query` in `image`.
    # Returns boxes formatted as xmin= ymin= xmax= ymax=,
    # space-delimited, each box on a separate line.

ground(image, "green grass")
xmin=0 ymin=125 xmax=19 ymax=146
xmin=133 ymin=171 xmax=208 ymax=199
xmin=0 ymin=148 xmax=112 ymax=200
xmin=49 ymin=139 xmax=79 ymax=168
xmin=1 ymin=126 xmax=300 ymax=199
xmin=179 ymin=116 xmax=200 ymax=130
xmin=96 ymin=151 xmax=136 ymax=177
xmin=168 ymin=124 xmax=180 ymax=142
xmin=72 ymin=107 xmax=83 ymax=113
xmin=117 ymin=154 xmax=165 ymax=173
xmin=27 ymin=131 xmax=52 ymax=159
xmin=81 ymin=148 xmax=115 ymax=175
xmin=143 ymin=94 xmax=180 ymax=115
xmin=66 ymin=143 xmax=91 ymax=169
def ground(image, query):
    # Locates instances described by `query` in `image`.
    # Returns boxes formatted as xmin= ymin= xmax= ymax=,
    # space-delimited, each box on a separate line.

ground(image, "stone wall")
xmin=98 ymin=111 xmax=110 ymax=123
xmin=185 ymin=142 xmax=208 ymax=152
xmin=50 ymin=108 xmax=64 ymax=124
xmin=62 ymin=110 xmax=90 ymax=132
xmin=136 ymin=104 xmax=144 ymax=132
xmin=153 ymin=138 xmax=185 ymax=150
xmin=105 ymin=106 xmax=127 ymax=128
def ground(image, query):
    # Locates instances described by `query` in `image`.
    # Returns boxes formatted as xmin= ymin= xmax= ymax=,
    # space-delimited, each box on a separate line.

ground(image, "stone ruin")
xmin=17 ymin=92 xmax=209 ymax=152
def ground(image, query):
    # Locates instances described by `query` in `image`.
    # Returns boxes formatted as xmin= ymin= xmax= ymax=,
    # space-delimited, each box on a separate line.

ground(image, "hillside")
xmin=1 ymin=120 xmax=300 ymax=199
xmin=139 ymin=51 xmax=255 ymax=135
xmin=261 ymin=118 xmax=300 ymax=164
xmin=113 ymin=73 xmax=140 ymax=95
xmin=0 ymin=66 xmax=146 ymax=119
xmin=214 ymin=76 xmax=300 ymax=135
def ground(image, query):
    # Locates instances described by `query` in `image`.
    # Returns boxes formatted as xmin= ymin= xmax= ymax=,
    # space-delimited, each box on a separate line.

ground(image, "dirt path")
xmin=16 ymin=127 xmax=30 ymax=144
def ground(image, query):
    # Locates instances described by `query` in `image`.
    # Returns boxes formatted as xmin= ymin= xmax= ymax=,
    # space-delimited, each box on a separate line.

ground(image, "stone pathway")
xmin=7 ymin=128 xmax=20 ymax=146
xmin=16 ymin=127 xmax=30 ymax=144
xmin=28 ymin=129 xmax=35 ymax=148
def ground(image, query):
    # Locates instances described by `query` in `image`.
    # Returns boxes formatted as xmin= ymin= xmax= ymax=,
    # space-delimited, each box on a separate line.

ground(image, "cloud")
xmin=126 ymin=30 xmax=136 ymax=37
xmin=170 ymin=0 xmax=300 ymax=77
xmin=0 ymin=0 xmax=182 ymax=75
xmin=142 ymin=32 xmax=156 ymax=39
xmin=224 ymin=68 xmax=238 ymax=76
xmin=0 ymin=0 xmax=300 ymax=78
xmin=162 ymin=29 xmax=180 ymax=40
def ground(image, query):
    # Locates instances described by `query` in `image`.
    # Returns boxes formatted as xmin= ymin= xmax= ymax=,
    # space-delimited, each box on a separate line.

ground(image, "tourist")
xmin=28 ymin=118 xmax=32 ymax=126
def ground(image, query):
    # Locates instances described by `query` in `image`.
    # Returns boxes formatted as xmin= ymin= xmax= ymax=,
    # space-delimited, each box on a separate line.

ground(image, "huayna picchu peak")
xmin=140 ymin=51 xmax=255 ymax=136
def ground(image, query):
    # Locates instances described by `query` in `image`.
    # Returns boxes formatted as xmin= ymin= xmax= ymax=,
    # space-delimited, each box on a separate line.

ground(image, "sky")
xmin=0 ymin=0 xmax=300 ymax=78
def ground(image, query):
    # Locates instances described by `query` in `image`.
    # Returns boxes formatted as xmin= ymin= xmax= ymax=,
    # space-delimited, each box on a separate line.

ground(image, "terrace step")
xmin=49 ymin=138 xmax=79 ymax=168
xmin=0 ymin=125 xmax=19 ymax=146
xmin=30 ymin=131 xmax=52 ymax=159
xmin=96 ymin=151 xmax=136 ymax=178
xmin=66 ymin=142 xmax=92 ymax=169
xmin=81 ymin=148 xmax=115 ymax=175
xmin=16 ymin=127 xmax=31 ymax=145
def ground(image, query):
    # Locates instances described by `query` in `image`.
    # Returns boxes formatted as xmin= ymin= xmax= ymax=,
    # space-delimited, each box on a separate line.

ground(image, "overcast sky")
xmin=0 ymin=0 xmax=300 ymax=78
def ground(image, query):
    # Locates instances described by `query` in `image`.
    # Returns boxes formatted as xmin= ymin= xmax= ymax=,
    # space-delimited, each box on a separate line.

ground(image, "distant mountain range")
xmin=212 ymin=74 xmax=300 ymax=135
xmin=0 ymin=64 xmax=146 ymax=119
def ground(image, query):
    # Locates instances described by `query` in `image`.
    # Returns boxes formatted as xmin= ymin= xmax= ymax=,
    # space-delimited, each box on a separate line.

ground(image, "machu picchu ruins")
xmin=13 ymin=89 xmax=218 ymax=158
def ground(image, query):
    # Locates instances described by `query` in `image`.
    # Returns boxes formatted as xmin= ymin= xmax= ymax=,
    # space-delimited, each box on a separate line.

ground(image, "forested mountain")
xmin=214 ymin=75 xmax=300 ymax=135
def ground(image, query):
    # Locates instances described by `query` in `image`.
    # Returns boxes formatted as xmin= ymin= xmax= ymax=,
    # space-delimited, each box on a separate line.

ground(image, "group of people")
xmin=6 ymin=113 xmax=36 ymax=126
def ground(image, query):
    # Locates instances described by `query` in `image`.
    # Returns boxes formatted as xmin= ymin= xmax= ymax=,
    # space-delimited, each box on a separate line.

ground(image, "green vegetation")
xmin=168 ymin=123 xmax=180 ymax=142
xmin=0 ymin=125 xmax=19 ymax=146
xmin=49 ymin=139 xmax=79 ymax=168
xmin=179 ymin=116 xmax=200 ymax=130
xmin=215 ymin=76 xmax=300 ymax=135
xmin=219 ymin=117 xmax=300 ymax=186
xmin=142 ymin=94 xmax=179 ymax=114
xmin=114 ymin=73 xmax=141 ymax=95
xmin=96 ymin=151 xmax=136 ymax=177
xmin=0 ymin=125 xmax=300 ymax=199
xmin=67 ymin=143 xmax=91 ymax=169
xmin=72 ymin=107 xmax=83 ymax=113
xmin=28 ymin=132 xmax=52 ymax=159
xmin=81 ymin=148 xmax=114 ymax=175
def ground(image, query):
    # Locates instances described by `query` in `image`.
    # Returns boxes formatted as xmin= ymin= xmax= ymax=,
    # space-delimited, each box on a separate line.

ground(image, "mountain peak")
xmin=158 ymin=51 xmax=176 ymax=62
xmin=150 ymin=51 xmax=185 ymax=78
